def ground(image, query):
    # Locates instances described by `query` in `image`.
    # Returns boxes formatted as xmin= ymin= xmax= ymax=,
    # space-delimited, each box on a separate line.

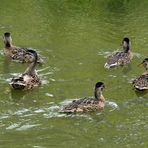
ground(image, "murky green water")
xmin=0 ymin=0 xmax=147 ymax=147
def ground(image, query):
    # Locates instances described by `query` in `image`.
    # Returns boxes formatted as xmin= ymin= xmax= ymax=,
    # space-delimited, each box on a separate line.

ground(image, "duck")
xmin=60 ymin=82 xmax=105 ymax=113
xmin=133 ymin=58 xmax=148 ymax=91
xmin=104 ymin=37 xmax=133 ymax=68
xmin=3 ymin=32 xmax=43 ymax=63
xmin=10 ymin=49 xmax=41 ymax=90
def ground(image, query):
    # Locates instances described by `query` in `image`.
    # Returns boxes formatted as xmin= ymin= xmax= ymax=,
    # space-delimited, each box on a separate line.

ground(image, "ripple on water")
xmin=98 ymin=50 xmax=114 ymax=58
xmin=105 ymin=100 xmax=119 ymax=112
xmin=133 ymin=52 xmax=144 ymax=58
xmin=13 ymin=108 xmax=30 ymax=115
xmin=16 ymin=124 xmax=41 ymax=131
xmin=0 ymin=115 xmax=9 ymax=120
xmin=33 ymin=146 xmax=46 ymax=148
xmin=0 ymin=50 xmax=4 ymax=55
xmin=6 ymin=123 xmax=20 ymax=130
xmin=37 ymin=66 xmax=59 ymax=73
xmin=45 ymin=93 xmax=54 ymax=97
xmin=0 ymin=73 xmax=13 ymax=83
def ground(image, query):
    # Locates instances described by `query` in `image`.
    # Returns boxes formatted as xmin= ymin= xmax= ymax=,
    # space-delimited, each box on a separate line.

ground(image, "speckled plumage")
xmin=133 ymin=58 xmax=148 ymax=90
xmin=10 ymin=50 xmax=41 ymax=90
xmin=3 ymin=32 xmax=43 ymax=63
xmin=104 ymin=38 xmax=133 ymax=68
xmin=133 ymin=74 xmax=148 ymax=90
xmin=60 ymin=82 xmax=105 ymax=113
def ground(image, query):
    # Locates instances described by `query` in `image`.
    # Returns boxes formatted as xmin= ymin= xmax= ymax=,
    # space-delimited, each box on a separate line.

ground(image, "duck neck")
xmin=94 ymin=88 xmax=102 ymax=100
xmin=124 ymin=45 xmax=129 ymax=53
xmin=5 ymin=41 xmax=12 ymax=48
xmin=146 ymin=68 xmax=148 ymax=73
xmin=24 ymin=58 xmax=37 ymax=75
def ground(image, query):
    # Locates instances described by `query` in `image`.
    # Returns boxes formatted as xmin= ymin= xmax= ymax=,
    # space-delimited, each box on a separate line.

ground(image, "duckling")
xmin=104 ymin=37 xmax=133 ymax=68
xmin=133 ymin=58 xmax=148 ymax=91
xmin=10 ymin=49 xmax=41 ymax=90
xmin=3 ymin=32 xmax=43 ymax=63
xmin=60 ymin=82 xmax=105 ymax=113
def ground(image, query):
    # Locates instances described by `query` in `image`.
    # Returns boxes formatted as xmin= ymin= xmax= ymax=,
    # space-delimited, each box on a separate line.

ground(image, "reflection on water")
xmin=0 ymin=0 xmax=147 ymax=147
xmin=134 ymin=89 xmax=148 ymax=97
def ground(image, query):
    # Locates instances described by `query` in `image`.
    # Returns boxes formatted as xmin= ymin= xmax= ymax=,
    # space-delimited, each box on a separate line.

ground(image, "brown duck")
xmin=10 ymin=49 xmax=41 ymax=90
xmin=104 ymin=37 xmax=133 ymax=68
xmin=3 ymin=32 xmax=42 ymax=63
xmin=133 ymin=58 xmax=148 ymax=90
xmin=60 ymin=82 xmax=105 ymax=113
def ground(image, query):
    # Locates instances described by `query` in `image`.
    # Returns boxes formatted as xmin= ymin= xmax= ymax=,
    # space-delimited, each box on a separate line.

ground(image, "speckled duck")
xmin=60 ymin=82 xmax=105 ymax=113
xmin=10 ymin=49 xmax=41 ymax=90
xmin=104 ymin=37 xmax=133 ymax=68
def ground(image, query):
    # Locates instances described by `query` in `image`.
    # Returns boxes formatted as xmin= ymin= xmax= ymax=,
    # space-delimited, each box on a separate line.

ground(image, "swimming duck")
xmin=133 ymin=58 xmax=148 ymax=91
xmin=10 ymin=49 xmax=41 ymax=90
xmin=3 ymin=32 xmax=42 ymax=63
xmin=104 ymin=37 xmax=133 ymax=68
xmin=60 ymin=82 xmax=105 ymax=113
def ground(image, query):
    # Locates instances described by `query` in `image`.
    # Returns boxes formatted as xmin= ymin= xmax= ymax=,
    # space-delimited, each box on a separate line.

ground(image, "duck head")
xmin=94 ymin=82 xmax=105 ymax=99
xmin=24 ymin=49 xmax=38 ymax=63
xmin=122 ymin=37 xmax=130 ymax=53
xmin=4 ymin=32 xmax=12 ymax=47
xmin=140 ymin=58 xmax=148 ymax=70
xmin=24 ymin=49 xmax=38 ymax=75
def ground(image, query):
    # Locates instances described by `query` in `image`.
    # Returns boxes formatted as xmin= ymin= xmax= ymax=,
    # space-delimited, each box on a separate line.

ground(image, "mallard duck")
xmin=10 ymin=49 xmax=41 ymax=90
xmin=3 ymin=32 xmax=43 ymax=63
xmin=60 ymin=82 xmax=105 ymax=113
xmin=104 ymin=37 xmax=133 ymax=68
xmin=133 ymin=58 xmax=148 ymax=90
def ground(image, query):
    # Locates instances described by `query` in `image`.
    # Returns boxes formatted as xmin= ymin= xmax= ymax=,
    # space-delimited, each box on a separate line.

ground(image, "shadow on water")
xmin=134 ymin=89 xmax=148 ymax=97
xmin=10 ymin=87 xmax=41 ymax=103
xmin=10 ymin=89 xmax=28 ymax=102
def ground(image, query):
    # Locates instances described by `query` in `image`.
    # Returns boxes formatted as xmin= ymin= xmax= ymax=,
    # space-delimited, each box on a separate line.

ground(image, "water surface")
xmin=0 ymin=0 xmax=148 ymax=148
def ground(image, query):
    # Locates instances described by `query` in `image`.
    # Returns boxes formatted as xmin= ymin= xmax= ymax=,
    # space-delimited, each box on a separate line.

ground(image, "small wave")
xmin=34 ymin=109 xmax=45 ymax=113
xmin=40 ymin=103 xmax=93 ymax=119
xmin=98 ymin=49 xmax=120 ymax=58
xmin=13 ymin=108 xmax=30 ymax=115
xmin=45 ymin=93 xmax=54 ymax=97
xmin=0 ymin=50 xmax=4 ymax=56
xmin=0 ymin=115 xmax=9 ymax=120
xmin=105 ymin=100 xmax=119 ymax=112
xmin=108 ymin=75 xmax=117 ymax=78
xmin=16 ymin=124 xmax=40 ymax=131
xmin=33 ymin=146 xmax=47 ymax=148
xmin=0 ymin=73 xmax=13 ymax=82
xmin=37 ymin=66 xmax=59 ymax=73
xmin=41 ymin=80 xmax=49 ymax=85
xmin=6 ymin=123 xmax=20 ymax=130
xmin=133 ymin=52 xmax=144 ymax=58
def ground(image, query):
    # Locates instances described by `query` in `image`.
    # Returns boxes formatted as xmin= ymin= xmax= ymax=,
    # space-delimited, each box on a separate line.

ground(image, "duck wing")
xmin=11 ymin=47 xmax=27 ymax=61
xmin=117 ymin=52 xmax=132 ymax=65
xmin=61 ymin=98 xmax=100 ymax=113
xmin=104 ymin=51 xmax=123 ymax=68
xmin=105 ymin=51 xmax=132 ymax=68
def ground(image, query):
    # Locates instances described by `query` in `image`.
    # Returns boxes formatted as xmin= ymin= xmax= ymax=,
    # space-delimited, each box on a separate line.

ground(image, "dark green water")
xmin=0 ymin=0 xmax=147 ymax=147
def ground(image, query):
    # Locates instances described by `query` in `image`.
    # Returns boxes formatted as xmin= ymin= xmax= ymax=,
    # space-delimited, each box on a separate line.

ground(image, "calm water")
xmin=0 ymin=0 xmax=148 ymax=147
